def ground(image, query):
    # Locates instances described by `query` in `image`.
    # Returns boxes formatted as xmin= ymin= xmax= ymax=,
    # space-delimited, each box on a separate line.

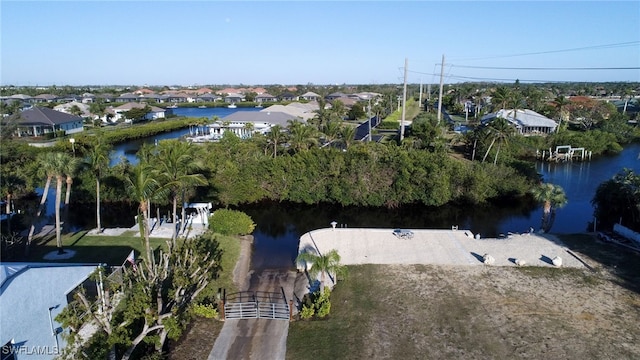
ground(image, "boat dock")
xmin=537 ymin=145 xmax=592 ymax=162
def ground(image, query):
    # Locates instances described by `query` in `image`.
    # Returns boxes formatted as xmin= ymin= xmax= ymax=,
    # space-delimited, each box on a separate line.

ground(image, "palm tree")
xmin=265 ymin=124 xmax=286 ymax=158
xmin=296 ymin=248 xmax=346 ymax=292
xmin=491 ymin=87 xmax=511 ymax=112
xmin=530 ymin=183 xmax=568 ymax=233
xmin=552 ymin=95 xmax=570 ymax=132
xmin=321 ymin=120 xmax=341 ymax=147
xmin=50 ymin=152 xmax=75 ymax=254
xmin=27 ymin=152 xmax=58 ymax=246
xmin=481 ymin=117 xmax=513 ymax=164
xmin=85 ymin=132 xmax=112 ymax=233
xmin=62 ymin=155 xmax=80 ymax=233
xmin=124 ymin=164 xmax=165 ymax=270
xmin=154 ymin=140 xmax=207 ymax=243
xmin=287 ymin=120 xmax=318 ymax=153
xmin=339 ymin=125 xmax=357 ymax=150
xmin=622 ymin=88 xmax=634 ymax=115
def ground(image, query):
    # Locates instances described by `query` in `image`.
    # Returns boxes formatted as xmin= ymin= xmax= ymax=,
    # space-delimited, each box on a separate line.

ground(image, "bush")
xmin=298 ymin=288 xmax=332 ymax=320
xmin=192 ymin=303 xmax=219 ymax=319
xmin=209 ymin=209 xmax=256 ymax=235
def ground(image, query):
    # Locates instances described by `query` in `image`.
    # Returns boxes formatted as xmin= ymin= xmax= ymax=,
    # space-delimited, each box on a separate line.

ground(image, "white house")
xmin=481 ymin=109 xmax=558 ymax=135
xmin=109 ymin=102 xmax=166 ymax=123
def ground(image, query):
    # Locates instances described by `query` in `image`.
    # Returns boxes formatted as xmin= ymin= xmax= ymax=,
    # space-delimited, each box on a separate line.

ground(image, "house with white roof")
xmin=0 ymin=263 xmax=100 ymax=360
xmin=300 ymin=91 xmax=321 ymax=101
xmin=481 ymin=109 xmax=558 ymax=135
xmin=210 ymin=110 xmax=303 ymax=139
xmin=53 ymin=101 xmax=92 ymax=118
xmin=109 ymin=102 xmax=166 ymax=123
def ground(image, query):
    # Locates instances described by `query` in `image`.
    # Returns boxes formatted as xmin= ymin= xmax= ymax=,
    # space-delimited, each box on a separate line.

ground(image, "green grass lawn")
xmin=23 ymin=231 xmax=169 ymax=265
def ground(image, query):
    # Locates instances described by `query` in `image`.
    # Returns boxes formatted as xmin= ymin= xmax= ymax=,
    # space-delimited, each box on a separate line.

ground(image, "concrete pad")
xmin=299 ymin=228 xmax=584 ymax=268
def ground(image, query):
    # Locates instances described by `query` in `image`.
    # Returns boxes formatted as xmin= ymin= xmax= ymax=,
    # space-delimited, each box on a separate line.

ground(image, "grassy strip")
xmin=24 ymin=230 xmax=168 ymax=265
xmin=210 ymin=234 xmax=242 ymax=295
xmin=286 ymin=265 xmax=377 ymax=359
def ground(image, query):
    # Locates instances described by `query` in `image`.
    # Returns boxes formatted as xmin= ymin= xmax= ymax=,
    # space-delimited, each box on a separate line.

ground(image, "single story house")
xmin=0 ymin=263 xmax=100 ymax=360
xmin=211 ymin=110 xmax=303 ymax=138
xmin=53 ymin=101 xmax=92 ymax=118
xmin=110 ymin=102 xmax=166 ymax=123
xmin=224 ymin=93 xmax=245 ymax=104
xmin=12 ymin=107 xmax=84 ymax=137
xmin=197 ymin=94 xmax=221 ymax=103
xmin=279 ymin=93 xmax=298 ymax=102
xmin=481 ymin=109 xmax=557 ymax=135
xmin=115 ymin=93 xmax=139 ymax=103
xmin=300 ymin=91 xmax=320 ymax=101
xmin=255 ymin=93 xmax=278 ymax=103
xmin=32 ymin=94 xmax=58 ymax=103
xmin=260 ymin=102 xmax=319 ymax=121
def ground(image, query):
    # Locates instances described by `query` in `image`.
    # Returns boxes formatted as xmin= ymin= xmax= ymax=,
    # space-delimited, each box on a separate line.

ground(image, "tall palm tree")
xmin=491 ymin=87 xmax=511 ymax=112
xmin=321 ymin=120 xmax=341 ymax=147
xmin=50 ymin=152 xmax=74 ymax=254
xmin=85 ymin=132 xmax=112 ymax=233
xmin=530 ymin=183 xmax=568 ymax=233
xmin=296 ymin=248 xmax=346 ymax=292
xmin=124 ymin=164 xmax=165 ymax=270
xmin=339 ymin=125 xmax=357 ymax=150
xmin=481 ymin=117 xmax=513 ymax=164
xmin=552 ymin=95 xmax=570 ymax=132
xmin=265 ymin=124 xmax=286 ymax=158
xmin=154 ymin=140 xmax=207 ymax=243
xmin=27 ymin=152 xmax=58 ymax=246
xmin=62 ymin=155 xmax=80 ymax=233
xmin=622 ymin=88 xmax=634 ymax=115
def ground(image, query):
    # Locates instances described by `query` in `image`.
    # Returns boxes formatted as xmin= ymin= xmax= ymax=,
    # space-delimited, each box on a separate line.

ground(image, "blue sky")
xmin=1 ymin=1 xmax=639 ymax=86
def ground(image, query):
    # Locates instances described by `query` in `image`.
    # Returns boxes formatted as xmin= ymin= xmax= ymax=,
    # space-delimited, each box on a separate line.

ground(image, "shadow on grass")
xmin=12 ymin=230 xmax=167 ymax=266
xmin=558 ymin=233 xmax=640 ymax=294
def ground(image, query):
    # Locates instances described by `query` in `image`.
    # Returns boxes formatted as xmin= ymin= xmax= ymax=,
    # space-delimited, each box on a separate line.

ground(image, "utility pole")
xmin=437 ymin=54 xmax=445 ymax=125
xmin=418 ymin=79 xmax=423 ymax=110
xmin=367 ymin=97 xmax=372 ymax=142
xmin=427 ymin=83 xmax=431 ymax=112
xmin=400 ymin=58 xmax=408 ymax=142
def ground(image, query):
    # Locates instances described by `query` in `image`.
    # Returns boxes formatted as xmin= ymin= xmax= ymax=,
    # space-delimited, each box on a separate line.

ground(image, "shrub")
xmin=209 ymin=209 xmax=256 ymax=235
xmin=300 ymin=304 xmax=315 ymax=320
xmin=192 ymin=303 xmax=219 ymax=319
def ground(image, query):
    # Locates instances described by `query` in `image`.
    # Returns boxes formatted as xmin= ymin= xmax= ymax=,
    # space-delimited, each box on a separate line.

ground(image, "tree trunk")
xmin=96 ymin=178 xmax=102 ymax=233
xmin=55 ymin=175 xmax=64 ymax=253
xmin=482 ymin=138 xmax=496 ymax=163
xmin=27 ymin=176 xmax=52 ymax=248
xmin=493 ymin=143 xmax=501 ymax=165
xmin=172 ymin=195 xmax=179 ymax=245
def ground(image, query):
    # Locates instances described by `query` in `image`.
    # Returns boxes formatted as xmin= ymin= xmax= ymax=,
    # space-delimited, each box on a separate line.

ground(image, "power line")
xmin=450 ymin=65 xmax=640 ymax=71
xmin=448 ymin=41 xmax=640 ymax=62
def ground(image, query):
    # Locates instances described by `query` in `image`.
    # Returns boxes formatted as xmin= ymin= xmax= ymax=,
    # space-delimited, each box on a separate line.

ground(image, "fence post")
xmin=289 ymin=299 xmax=294 ymax=321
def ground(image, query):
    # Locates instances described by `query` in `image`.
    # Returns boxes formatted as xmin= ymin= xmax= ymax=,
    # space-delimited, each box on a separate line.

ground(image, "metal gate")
xmin=223 ymin=288 xmax=290 ymax=321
